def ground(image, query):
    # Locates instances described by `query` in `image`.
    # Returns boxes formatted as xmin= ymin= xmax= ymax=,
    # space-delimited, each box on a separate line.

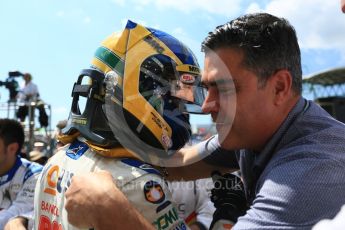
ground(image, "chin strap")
xmin=57 ymin=133 xmax=139 ymax=159
xmin=57 ymin=132 xmax=80 ymax=144
xmin=85 ymin=141 xmax=138 ymax=158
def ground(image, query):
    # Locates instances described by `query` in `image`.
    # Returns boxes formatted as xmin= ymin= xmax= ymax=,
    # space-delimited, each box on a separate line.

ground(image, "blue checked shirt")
xmin=235 ymin=97 xmax=345 ymax=229
xmin=206 ymin=97 xmax=345 ymax=229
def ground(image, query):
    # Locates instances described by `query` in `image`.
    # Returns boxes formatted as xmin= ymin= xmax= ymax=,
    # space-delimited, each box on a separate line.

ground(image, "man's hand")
xmin=65 ymin=170 xmax=155 ymax=230
xmin=4 ymin=217 xmax=28 ymax=230
xmin=65 ymin=170 xmax=124 ymax=228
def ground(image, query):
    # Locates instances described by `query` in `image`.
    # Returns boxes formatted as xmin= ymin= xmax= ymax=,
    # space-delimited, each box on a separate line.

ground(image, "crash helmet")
xmin=63 ymin=20 xmax=206 ymax=161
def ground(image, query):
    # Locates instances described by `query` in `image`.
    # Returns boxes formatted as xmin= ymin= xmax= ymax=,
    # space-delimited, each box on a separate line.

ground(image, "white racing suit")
xmin=0 ymin=156 xmax=43 ymax=229
xmin=168 ymin=179 xmax=215 ymax=229
xmin=34 ymin=139 xmax=188 ymax=230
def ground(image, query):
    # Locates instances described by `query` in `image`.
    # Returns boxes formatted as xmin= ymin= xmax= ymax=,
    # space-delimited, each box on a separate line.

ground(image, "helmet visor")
xmin=169 ymin=73 xmax=207 ymax=114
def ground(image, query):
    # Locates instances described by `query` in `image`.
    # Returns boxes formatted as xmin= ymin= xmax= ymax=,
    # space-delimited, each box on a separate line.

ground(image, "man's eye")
xmin=218 ymin=87 xmax=236 ymax=94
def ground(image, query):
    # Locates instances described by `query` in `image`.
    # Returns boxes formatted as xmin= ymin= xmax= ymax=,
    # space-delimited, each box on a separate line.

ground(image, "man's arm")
xmin=165 ymin=136 xmax=239 ymax=181
xmin=65 ymin=171 xmax=155 ymax=230
xmin=166 ymin=160 xmax=234 ymax=181
xmin=155 ymin=135 xmax=221 ymax=167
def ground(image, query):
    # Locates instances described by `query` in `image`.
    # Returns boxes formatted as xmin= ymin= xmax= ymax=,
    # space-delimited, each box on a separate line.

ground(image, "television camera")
xmin=0 ymin=71 xmax=23 ymax=101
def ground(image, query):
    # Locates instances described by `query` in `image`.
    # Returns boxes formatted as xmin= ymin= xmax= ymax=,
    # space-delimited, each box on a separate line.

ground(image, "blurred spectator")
xmin=0 ymin=119 xmax=42 ymax=229
xmin=52 ymin=119 xmax=67 ymax=154
xmin=28 ymin=150 xmax=48 ymax=166
xmin=16 ymin=73 xmax=38 ymax=104
xmin=16 ymin=73 xmax=48 ymax=128
xmin=55 ymin=119 xmax=67 ymax=136
xmin=56 ymin=119 xmax=67 ymax=130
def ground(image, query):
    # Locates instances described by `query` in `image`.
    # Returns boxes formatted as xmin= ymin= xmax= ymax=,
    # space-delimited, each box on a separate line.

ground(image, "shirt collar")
xmin=0 ymin=156 xmax=22 ymax=186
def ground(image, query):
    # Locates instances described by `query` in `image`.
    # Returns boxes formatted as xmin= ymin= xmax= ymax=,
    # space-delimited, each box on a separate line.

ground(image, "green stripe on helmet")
xmin=94 ymin=46 xmax=124 ymax=75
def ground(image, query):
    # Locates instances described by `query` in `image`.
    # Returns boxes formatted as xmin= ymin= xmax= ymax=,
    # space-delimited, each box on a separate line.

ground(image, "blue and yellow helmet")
xmin=63 ymin=20 xmax=206 ymax=161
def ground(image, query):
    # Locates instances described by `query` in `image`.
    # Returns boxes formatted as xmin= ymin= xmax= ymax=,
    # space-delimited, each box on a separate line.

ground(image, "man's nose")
xmin=201 ymin=90 xmax=218 ymax=113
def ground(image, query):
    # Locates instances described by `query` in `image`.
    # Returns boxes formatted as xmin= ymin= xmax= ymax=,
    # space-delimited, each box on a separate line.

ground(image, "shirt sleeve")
xmin=0 ymin=173 xmax=39 ymax=229
xmin=234 ymin=156 xmax=345 ymax=230
xmin=202 ymin=135 xmax=239 ymax=168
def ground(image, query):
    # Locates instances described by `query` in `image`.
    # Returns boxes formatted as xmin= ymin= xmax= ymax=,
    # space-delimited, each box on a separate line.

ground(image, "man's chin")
xmin=219 ymin=141 xmax=234 ymax=150
xmin=216 ymin=123 xmax=232 ymax=135
xmin=217 ymin=128 xmax=245 ymax=151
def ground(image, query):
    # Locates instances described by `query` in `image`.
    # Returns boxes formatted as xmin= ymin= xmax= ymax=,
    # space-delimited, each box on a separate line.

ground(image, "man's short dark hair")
xmin=0 ymin=119 xmax=25 ymax=153
xmin=202 ymin=13 xmax=302 ymax=94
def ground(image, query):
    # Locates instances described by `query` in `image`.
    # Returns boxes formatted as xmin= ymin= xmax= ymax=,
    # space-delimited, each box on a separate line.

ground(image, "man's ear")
xmin=6 ymin=142 xmax=20 ymax=155
xmin=271 ymin=69 xmax=293 ymax=106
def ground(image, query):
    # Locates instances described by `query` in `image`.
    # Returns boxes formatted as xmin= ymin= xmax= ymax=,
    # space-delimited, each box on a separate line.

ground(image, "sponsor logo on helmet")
xmin=71 ymin=117 xmax=87 ymax=125
xmin=180 ymin=74 xmax=195 ymax=84
xmin=151 ymin=112 xmax=163 ymax=129
xmin=144 ymin=181 xmax=165 ymax=204
xmin=161 ymin=133 xmax=172 ymax=149
xmin=144 ymin=35 xmax=165 ymax=54
xmin=188 ymin=65 xmax=200 ymax=74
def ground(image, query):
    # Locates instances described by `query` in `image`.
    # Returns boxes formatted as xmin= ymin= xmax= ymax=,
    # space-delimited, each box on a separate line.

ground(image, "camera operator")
xmin=16 ymin=73 xmax=48 ymax=128
xmin=16 ymin=73 xmax=38 ymax=104
xmin=0 ymin=72 xmax=20 ymax=102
